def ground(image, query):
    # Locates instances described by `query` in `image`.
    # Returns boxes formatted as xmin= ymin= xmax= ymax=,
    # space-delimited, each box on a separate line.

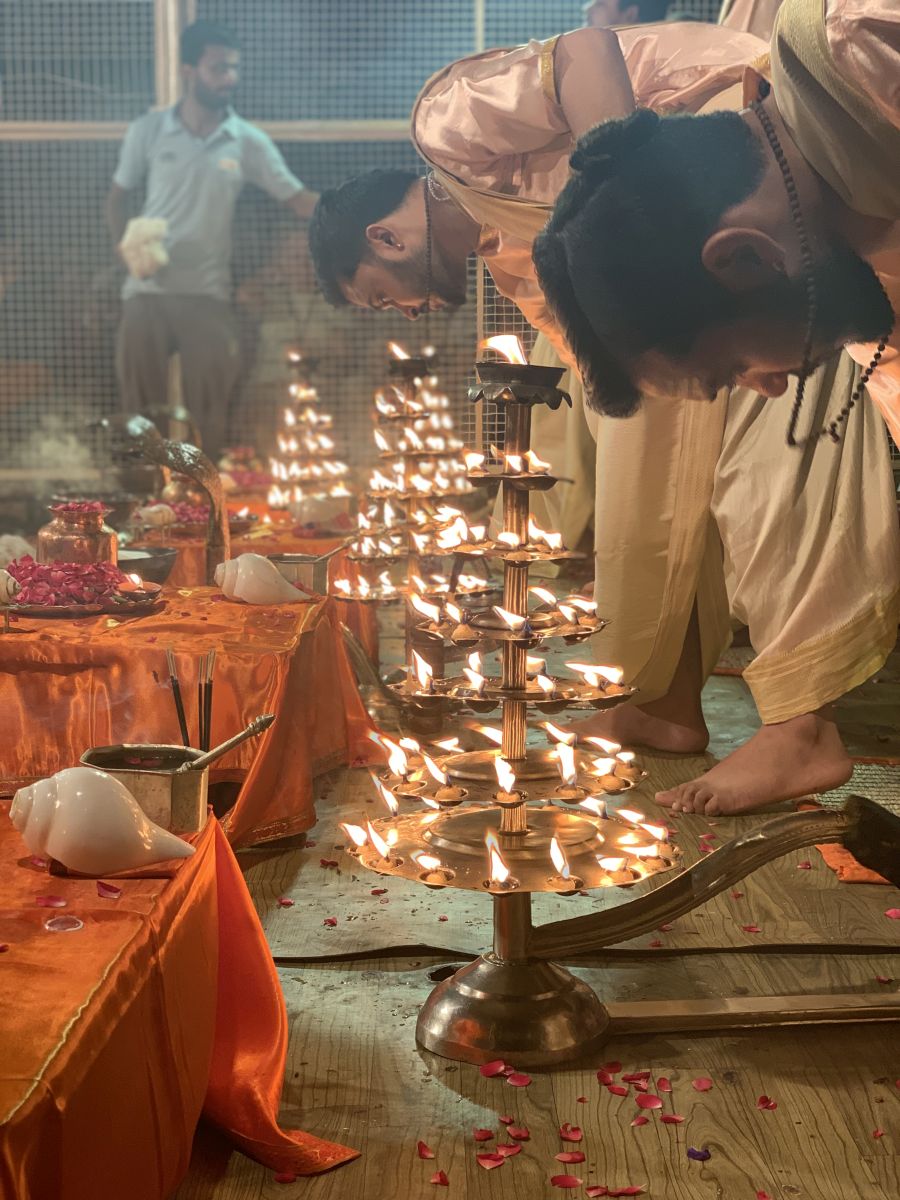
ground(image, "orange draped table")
xmin=0 ymin=589 xmax=375 ymax=847
xmin=0 ymin=817 xmax=358 ymax=1199
xmin=140 ymin=509 xmax=379 ymax=663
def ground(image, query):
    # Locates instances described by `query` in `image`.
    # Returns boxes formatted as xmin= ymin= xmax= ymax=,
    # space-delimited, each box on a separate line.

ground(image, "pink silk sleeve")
xmin=826 ymin=0 xmax=900 ymax=130
xmin=720 ymin=0 xmax=784 ymax=40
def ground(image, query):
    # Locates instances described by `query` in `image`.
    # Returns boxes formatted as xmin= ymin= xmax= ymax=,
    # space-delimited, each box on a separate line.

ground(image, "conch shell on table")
xmin=214 ymin=553 xmax=303 ymax=605
xmin=0 ymin=567 xmax=18 ymax=604
xmin=10 ymin=766 xmax=195 ymax=875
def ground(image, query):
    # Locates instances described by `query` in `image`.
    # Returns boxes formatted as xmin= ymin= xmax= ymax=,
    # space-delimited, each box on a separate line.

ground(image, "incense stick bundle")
xmin=165 ymin=648 xmax=190 ymax=747
xmin=203 ymin=649 xmax=216 ymax=752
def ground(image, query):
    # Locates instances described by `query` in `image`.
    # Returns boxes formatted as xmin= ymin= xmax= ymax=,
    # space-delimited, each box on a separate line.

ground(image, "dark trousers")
xmin=116 ymin=293 xmax=240 ymax=461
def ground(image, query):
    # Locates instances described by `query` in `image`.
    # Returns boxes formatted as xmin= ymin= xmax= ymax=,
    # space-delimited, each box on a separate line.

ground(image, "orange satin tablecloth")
xmin=141 ymin=517 xmax=379 ymax=664
xmin=0 ymin=816 xmax=358 ymax=1199
xmin=0 ymin=590 xmax=375 ymax=847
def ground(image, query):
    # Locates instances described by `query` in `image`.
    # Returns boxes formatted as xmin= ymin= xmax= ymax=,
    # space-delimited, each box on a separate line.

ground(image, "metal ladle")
xmin=176 ymin=713 xmax=276 ymax=773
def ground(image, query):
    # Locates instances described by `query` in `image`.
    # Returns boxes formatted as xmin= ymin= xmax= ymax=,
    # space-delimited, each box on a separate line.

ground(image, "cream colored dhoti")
xmin=553 ymin=352 xmax=900 ymax=724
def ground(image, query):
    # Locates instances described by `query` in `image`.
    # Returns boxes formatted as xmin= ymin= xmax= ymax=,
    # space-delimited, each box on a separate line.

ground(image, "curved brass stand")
xmin=416 ymin=797 xmax=900 ymax=1067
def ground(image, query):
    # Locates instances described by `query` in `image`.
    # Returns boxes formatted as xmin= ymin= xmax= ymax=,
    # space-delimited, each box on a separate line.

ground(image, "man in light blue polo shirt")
xmin=107 ymin=20 xmax=317 ymax=458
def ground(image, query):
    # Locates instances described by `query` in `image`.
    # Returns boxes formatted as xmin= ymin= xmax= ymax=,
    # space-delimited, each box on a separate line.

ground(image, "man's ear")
xmin=701 ymin=227 xmax=787 ymax=293
xmin=365 ymin=222 xmax=406 ymax=259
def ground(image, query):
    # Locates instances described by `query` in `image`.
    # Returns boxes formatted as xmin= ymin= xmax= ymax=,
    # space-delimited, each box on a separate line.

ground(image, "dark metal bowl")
xmin=120 ymin=545 xmax=178 ymax=585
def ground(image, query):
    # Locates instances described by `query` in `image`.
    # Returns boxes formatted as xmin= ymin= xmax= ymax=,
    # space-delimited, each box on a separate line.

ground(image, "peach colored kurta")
xmin=410 ymin=15 xmax=900 ymax=725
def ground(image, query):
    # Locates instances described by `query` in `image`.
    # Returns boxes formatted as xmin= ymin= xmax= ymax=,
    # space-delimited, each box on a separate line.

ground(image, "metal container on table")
xmin=80 ymin=744 xmax=208 ymax=834
xmin=267 ymin=551 xmax=334 ymax=595
xmin=36 ymin=505 xmax=118 ymax=565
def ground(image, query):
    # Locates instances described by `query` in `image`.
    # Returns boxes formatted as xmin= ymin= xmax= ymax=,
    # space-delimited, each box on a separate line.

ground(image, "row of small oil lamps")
xmin=340 ymin=733 xmax=667 ymax=894
xmin=408 ymin=585 xmax=600 ymax=647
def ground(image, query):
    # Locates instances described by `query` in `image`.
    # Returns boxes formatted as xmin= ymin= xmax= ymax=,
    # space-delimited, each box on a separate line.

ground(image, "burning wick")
xmin=374 ymin=775 xmax=401 ymax=815
xmin=422 ymin=752 xmax=466 ymax=806
xmin=529 ymin=585 xmax=557 ymax=608
xmin=592 ymin=757 xmax=627 ymax=793
xmin=549 ymin=836 xmax=577 ymax=892
xmin=543 ymin=721 xmax=576 ymax=747
xmin=341 ymin=823 xmax=368 ymax=849
xmin=579 ymin=796 xmax=608 ymax=819
xmin=411 ymin=650 xmax=435 ymax=694
xmin=524 ymin=449 xmax=551 ymax=473
xmin=376 ymin=734 xmax=410 ymax=780
xmin=566 ymin=662 xmax=625 ymax=690
xmin=526 ymin=654 xmax=547 ymax=676
xmin=463 ymin=649 xmax=486 ymax=696
xmin=504 ymin=453 xmax=524 ymax=474
xmin=388 ymin=341 xmax=410 ymax=360
xmin=464 ymin=451 xmax=486 ymax=471
xmin=493 ymin=757 xmax=523 ymax=807
xmin=615 ymin=750 xmax=643 ymax=782
xmin=484 ymin=830 xmax=518 ymax=891
xmin=554 ymin=742 xmax=587 ymax=802
xmin=413 ymin=849 xmax=453 ymax=886
xmin=536 ymin=674 xmax=556 ymax=699
xmin=365 ymin=820 xmax=394 ymax=862
xmin=493 ymin=605 xmax=528 ymax=634
xmin=480 ymin=335 xmax=527 ymax=365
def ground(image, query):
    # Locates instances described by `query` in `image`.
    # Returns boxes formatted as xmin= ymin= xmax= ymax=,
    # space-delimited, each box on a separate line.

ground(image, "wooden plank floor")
xmin=174 ymin=739 xmax=900 ymax=1198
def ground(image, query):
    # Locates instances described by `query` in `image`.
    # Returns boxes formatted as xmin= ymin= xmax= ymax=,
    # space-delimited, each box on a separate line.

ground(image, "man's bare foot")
xmin=564 ymin=703 xmax=710 ymax=756
xmin=655 ymin=712 xmax=852 ymax=816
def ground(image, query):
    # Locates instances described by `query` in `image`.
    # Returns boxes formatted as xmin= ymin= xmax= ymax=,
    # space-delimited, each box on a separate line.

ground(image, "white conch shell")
xmin=214 ymin=552 xmax=302 ymax=605
xmin=136 ymin=503 xmax=176 ymax=526
xmin=0 ymin=568 xmax=18 ymax=604
xmin=10 ymin=766 xmax=195 ymax=875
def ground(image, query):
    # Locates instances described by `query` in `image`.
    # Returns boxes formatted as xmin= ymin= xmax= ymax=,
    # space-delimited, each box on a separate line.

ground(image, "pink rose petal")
xmin=607 ymin=1084 xmax=629 ymax=1097
xmin=28 ymin=855 xmax=50 ymax=870
xmin=274 ymin=1172 xmax=297 ymax=1184
xmin=438 ymin=915 xmax=448 ymax=922
xmin=730 ymin=890 xmax=744 ymax=900
xmin=556 ymin=1152 xmax=586 ymax=1163
xmin=596 ymin=1069 xmax=614 ymax=1086
xmin=586 ymin=1189 xmax=609 ymax=1198
xmin=551 ymin=1176 xmax=583 ymax=1189
xmin=577 ymin=1096 xmax=588 ymax=1103
xmin=885 ymin=908 xmax=900 ymax=920
xmin=417 ymin=1140 xmax=435 ymax=1160
xmin=479 ymin=1060 xmax=506 ymax=1078
xmin=371 ymin=888 xmax=388 ymax=896
xmin=757 ymin=1095 xmax=778 ymax=1111
xmin=657 ymin=1077 xmax=672 ymax=1093
xmin=322 ymin=916 xmax=338 ymax=927
xmin=692 ymin=1077 xmax=713 ymax=1092
xmin=648 ymin=939 xmax=664 ymax=948
xmin=872 ymin=1128 xmax=885 ymax=1139
xmin=658 ymin=922 xmax=675 ymax=932
xmin=741 ymin=924 xmax=762 ymax=934
xmin=507 ymin=1072 xmax=532 ymax=1087
xmin=622 ymin=1071 xmax=651 ymax=1082
xmin=496 ymin=1143 xmax=522 ymax=1158
xmin=875 ymin=975 xmax=894 ymax=985
xmin=661 ymin=1114 xmax=685 ymax=1124
xmin=633 ymin=1080 xmax=649 ymax=1093
xmin=559 ymin=1123 xmax=583 ymax=1143
xmin=476 ymin=1153 xmax=505 ymax=1170
xmin=473 ymin=1128 xmax=494 ymax=1142
xmin=430 ymin=1170 xmax=449 ymax=1186
xmin=35 ymin=895 xmax=67 ymax=908
xmin=507 ymin=1125 xmax=530 ymax=1141
xmin=276 ymin=897 xmax=294 ymax=908
xmin=630 ymin=1116 xmax=649 ymax=1127
xmin=603 ymin=1060 xmax=622 ymax=1073
xmin=96 ymin=881 xmax=122 ymax=900
xmin=757 ymin=1192 xmax=773 ymax=1200
xmin=796 ymin=860 xmax=812 ymax=870
xmin=635 ymin=1094 xmax=662 ymax=1110
xmin=499 ymin=1115 xmax=514 ymax=1125
xmin=609 ymin=1188 xmax=645 ymax=1197
xmin=319 ymin=858 xmax=339 ymax=868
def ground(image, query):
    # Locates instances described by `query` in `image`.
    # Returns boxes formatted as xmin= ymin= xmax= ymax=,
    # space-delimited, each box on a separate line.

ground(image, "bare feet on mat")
xmin=656 ymin=712 xmax=852 ymax=816
xmin=564 ymin=702 xmax=710 ymax=756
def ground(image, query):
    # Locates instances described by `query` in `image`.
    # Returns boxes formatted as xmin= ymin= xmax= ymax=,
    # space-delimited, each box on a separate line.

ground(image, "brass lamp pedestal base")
xmin=416 ymin=953 xmax=610 ymax=1068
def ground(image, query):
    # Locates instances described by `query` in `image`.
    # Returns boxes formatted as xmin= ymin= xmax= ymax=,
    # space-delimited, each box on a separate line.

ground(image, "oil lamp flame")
xmin=496 ymin=531 xmax=521 ymax=549
xmin=579 ymin=797 xmax=607 ymax=818
xmin=377 ymin=734 xmax=408 ymax=779
xmin=550 ymin=836 xmax=571 ymax=880
xmin=485 ymin=831 xmax=511 ymax=883
xmin=374 ymin=429 xmax=391 ymax=453
xmin=127 ymin=572 xmax=143 ymax=587
xmin=586 ymin=736 xmax=621 ymax=755
xmin=592 ymin=757 xmax=617 ymax=775
xmin=433 ymin=736 xmax=460 ymax=752
xmin=374 ymin=776 xmax=400 ymax=816
xmin=617 ymin=808 xmax=645 ymax=825
xmin=412 ymin=651 xmax=434 ymax=692
xmin=410 ymin=593 xmax=441 ymax=623
xmin=617 ymin=750 xmax=636 ymax=764
xmin=543 ymin=721 xmax=576 ymax=746
xmin=598 ymin=856 xmax=627 ymax=873
xmin=493 ymin=605 xmax=527 ymax=632
xmin=480 ymin=335 xmax=527 ymax=365
xmin=388 ymin=342 xmax=410 ymax=360
xmin=526 ymin=654 xmax=547 ymax=675
xmin=566 ymin=662 xmax=624 ymax=688
xmin=366 ymin=820 xmax=390 ymax=859
xmin=641 ymin=823 xmax=668 ymax=842
xmin=556 ymin=742 xmax=577 ymax=786
xmin=341 ymin=823 xmax=368 ymax=848
xmin=505 ymin=453 xmax=524 ymax=473
xmin=474 ymin=725 xmax=503 ymax=745
xmin=445 ymin=601 xmax=462 ymax=624
xmin=494 ymin=757 xmax=517 ymax=795
xmin=463 ymin=667 xmax=485 ymax=694
xmin=413 ymin=852 xmax=443 ymax=871
xmin=421 ymin=752 xmax=448 ymax=786
xmin=525 ymin=449 xmax=551 ymax=472
xmin=529 ymin=585 xmax=556 ymax=606
xmin=399 ymin=737 xmax=420 ymax=753
xmin=464 ymin=451 xmax=485 ymax=471
xmin=536 ymin=674 xmax=556 ymax=697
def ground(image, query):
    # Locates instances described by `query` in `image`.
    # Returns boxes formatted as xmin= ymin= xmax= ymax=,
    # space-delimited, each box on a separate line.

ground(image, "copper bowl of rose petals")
xmin=5 ymin=557 xmax=164 ymax=618
xmin=167 ymin=502 xmax=257 ymax=537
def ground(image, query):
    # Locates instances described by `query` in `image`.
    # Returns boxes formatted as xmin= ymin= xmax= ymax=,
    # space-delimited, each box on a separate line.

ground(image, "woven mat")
xmin=815 ymin=760 xmax=900 ymax=815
